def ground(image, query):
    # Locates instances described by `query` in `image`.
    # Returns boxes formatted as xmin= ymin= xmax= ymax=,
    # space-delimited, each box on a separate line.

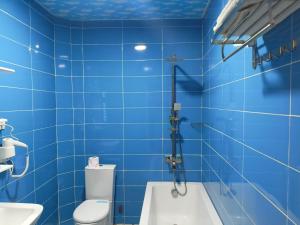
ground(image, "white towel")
xmin=226 ymin=0 xmax=300 ymax=37
xmin=214 ymin=0 xmax=300 ymax=38
xmin=213 ymin=0 xmax=243 ymax=33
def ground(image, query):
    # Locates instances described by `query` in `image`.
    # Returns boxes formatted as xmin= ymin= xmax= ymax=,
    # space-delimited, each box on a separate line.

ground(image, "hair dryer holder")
xmin=0 ymin=146 xmax=15 ymax=173
xmin=0 ymin=146 xmax=15 ymax=162
xmin=0 ymin=138 xmax=29 ymax=177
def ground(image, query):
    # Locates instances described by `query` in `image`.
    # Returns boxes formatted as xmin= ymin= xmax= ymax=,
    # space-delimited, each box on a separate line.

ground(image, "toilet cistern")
xmin=73 ymin=164 xmax=116 ymax=225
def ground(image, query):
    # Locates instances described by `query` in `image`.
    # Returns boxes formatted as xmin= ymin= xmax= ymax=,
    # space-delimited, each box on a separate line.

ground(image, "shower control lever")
xmin=165 ymin=155 xmax=182 ymax=171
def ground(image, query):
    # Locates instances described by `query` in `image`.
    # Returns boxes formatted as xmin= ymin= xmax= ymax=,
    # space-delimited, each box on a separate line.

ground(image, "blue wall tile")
xmin=0 ymin=36 xmax=31 ymax=66
xmin=83 ymin=28 xmax=122 ymax=44
xmin=291 ymin=61 xmax=300 ymax=115
xmin=32 ymin=29 xmax=54 ymax=56
xmin=0 ymin=0 xmax=30 ymax=25
xmin=124 ymin=124 xmax=162 ymax=139
xmin=124 ymin=108 xmax=162 ymax=123
xmin=290 ymin=118 xmax=300 ymax=170
xmin=73 ymin=19 xmax=202 ymax=223
xmin=0 ymin=5 xmax=203 ymax=224
xmin=84 ymin=77 xmax=122 ymax=92
xmin=163 ymin=43 xmax=202 ymax=59
xmin=164 ymin=27 xmax=202 ymax=43
xmin=124 ymin=60 xmax=162 ymax=76
xmin=0 ymin=10 xmax=30 ymax=45
xmin=244 ymin=113 xmax=289 ymax=163
xmin=125 ymin=155 xmax=162 ymax=170
xmin=30 ymin=8 xmax=54 ymax=39
xmin=55 ymin=42 xmax=71 ymax=59
xmin=83 ymin=45 xmax=122 ymax=60
xmin=124 ymin=76 xmax=162 ymax=92
xmin=85 ymin=124 xmax=123 ymax=139
xmin=55 ymin=25 xmax=70 ymax=43
xmin=203 ymin=2 xmax=300 ymax=225
xmin=123 ymin=27 xmax=162 ymax=43
xmin=71 ymin=27 xmax=82 ymax=44
xmin=245 ymin=66 xmax=290 ymax=114
xmin=124 ymin=171 xmax=162 ymax=185
xmin=85 ymin=140 xmax=123 ymax=155
xmin=85 ymin=92 xmax=122 ymax=108
xmin=84 ymin=61 xmax=122 ymax=76
xmin=244 ymin=147 xmax=288 ymax=213
xmin=32 ymin=52 xmax=54 ymax=74
xmin=85 ymin=108 xmax=123 ymax=123
xmin=288 ymin=168 xmax=300 ymax=225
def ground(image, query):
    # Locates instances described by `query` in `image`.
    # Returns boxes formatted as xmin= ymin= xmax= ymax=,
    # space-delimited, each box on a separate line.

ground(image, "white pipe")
xmin=0 ymin=67 xmax=15 ymax=73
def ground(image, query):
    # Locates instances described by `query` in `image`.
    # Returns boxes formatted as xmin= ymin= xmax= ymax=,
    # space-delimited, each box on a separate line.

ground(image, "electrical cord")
xmin=8 ymin=147 xmax=29 ymax=178
xmin=3 ymin=123 xmax=29 ymax=178
xmin=5 ymin=124 xmax=19 ymax=141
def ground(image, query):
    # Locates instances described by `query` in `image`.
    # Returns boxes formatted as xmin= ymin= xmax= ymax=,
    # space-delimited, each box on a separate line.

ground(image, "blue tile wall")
xmin=0 ymin=1 xmax=58 ymax=225
xmin=202 ymin=1 xmax=300 ymax=225
xmin=70 ymin=19 xmax=203 ymax=224
xmin=0 ymin=1 xmax=203 ymax=224
xmin=54 ymin=23 xmax=76 ymax=225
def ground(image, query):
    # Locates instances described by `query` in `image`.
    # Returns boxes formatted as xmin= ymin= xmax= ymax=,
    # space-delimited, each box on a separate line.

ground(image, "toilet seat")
xmin=73 ymin=199 xmax=110 ymax=224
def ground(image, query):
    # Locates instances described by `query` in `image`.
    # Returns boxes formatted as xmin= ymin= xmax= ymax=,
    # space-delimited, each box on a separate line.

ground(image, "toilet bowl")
xmin=73 ymin=164 xmax=116 ymax=225
xmin=73 ymin=200 xmax=110 ymax=225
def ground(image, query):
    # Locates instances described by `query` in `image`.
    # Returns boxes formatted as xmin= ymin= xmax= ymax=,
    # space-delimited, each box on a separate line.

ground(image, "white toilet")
xmin=73 ymin=164 xmax=116 ymax=225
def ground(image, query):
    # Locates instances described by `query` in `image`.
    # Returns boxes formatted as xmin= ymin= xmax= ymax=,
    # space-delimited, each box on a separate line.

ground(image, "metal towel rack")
xmin=0 ymin=66 xmax=15 ymax=73
xmin=211 ymin=0 xmax=300 ymax=68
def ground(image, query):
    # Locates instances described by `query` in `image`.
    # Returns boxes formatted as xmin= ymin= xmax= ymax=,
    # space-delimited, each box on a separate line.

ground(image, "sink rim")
xmin=0 ymin=202 xmax=43 ymax=225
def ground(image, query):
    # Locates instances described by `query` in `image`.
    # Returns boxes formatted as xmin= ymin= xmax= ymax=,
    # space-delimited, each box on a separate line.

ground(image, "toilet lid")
xmin=73 ymin=200 xmax=110 ymax=223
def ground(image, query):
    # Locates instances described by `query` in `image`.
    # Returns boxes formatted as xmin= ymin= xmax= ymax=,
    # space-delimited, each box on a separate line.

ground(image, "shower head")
xmin=165 ymin=54 xmax=184 ymax=64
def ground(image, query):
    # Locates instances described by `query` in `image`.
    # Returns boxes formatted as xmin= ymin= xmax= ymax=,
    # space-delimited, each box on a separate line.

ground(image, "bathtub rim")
xmin=139 ymin=182 xmax=223 ymax=225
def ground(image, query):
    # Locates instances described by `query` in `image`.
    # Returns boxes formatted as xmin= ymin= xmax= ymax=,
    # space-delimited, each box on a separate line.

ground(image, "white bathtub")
xmin=139 ymin=182 xmax=223 ymax=225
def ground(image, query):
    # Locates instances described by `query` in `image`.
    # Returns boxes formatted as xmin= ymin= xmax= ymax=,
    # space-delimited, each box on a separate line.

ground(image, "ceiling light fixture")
xmin=134 ymin=44 xmax=147 ymax=51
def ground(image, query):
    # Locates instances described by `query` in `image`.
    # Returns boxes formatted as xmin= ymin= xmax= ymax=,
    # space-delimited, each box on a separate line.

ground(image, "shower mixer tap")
xmin=165 ymin=155 xmax=182 ymax=171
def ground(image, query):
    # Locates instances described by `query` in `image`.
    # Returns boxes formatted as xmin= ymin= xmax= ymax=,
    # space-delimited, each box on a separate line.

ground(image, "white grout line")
xmin=0 ymin=7 xmax=54 ymax=41
xmin=200 ymin=21 xmax=204 ymax=180
xmin=203 ymin=157 xmax=256 ymax=225
xmin=72 ymin=41 xmax=204 ymax=46
xmin=56 ymin=90 xmax=203 ymax=94
xmin=202 ymin=58 xmax=300 ymax=93
xmin=40 ymin=208 xmax=58 ymax=225
xmin=161 ymin=25 xmax=165 ymax=181
xmin=81 ymin=25 xmax=203 ymax=29
xmin=68 ymin=23 xmax=77 ymax=210
xmin=203 ymin=140 xmax=297 ymax=225
xmin=28 ymin=6 xmax=37 ymax=203
xmin=53 ymin=23 xmax=61 ymax=225
xmin=0 ymin=159 xmax=57 ymax=191
xmin=121 ymin=20 xmax=126 ymax=223
xmin=202 ymin=106 xmax=300 ymax=118
xmin=204 ymin=123 xmax=300 ymax=174
xmin=286 ymin=15 xmax=294 ymax=224
xmin=81 ymin=23 xmax=87 ymax=168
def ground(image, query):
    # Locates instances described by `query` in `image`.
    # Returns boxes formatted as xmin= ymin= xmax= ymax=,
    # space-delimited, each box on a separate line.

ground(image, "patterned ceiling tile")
xmin=34 ymin=0 xmax=210 ymax=21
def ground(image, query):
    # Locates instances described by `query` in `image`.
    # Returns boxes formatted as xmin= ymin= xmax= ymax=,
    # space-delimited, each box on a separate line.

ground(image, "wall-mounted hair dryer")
xmin=3 ymin=138 xmax=28 ymax=148
xmin=0 ymin=138 xmax=29 ymax=178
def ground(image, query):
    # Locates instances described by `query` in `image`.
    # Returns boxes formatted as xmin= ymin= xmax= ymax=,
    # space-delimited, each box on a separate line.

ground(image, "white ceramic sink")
xmin=0 ymin=203 xmax=43 ymax=225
